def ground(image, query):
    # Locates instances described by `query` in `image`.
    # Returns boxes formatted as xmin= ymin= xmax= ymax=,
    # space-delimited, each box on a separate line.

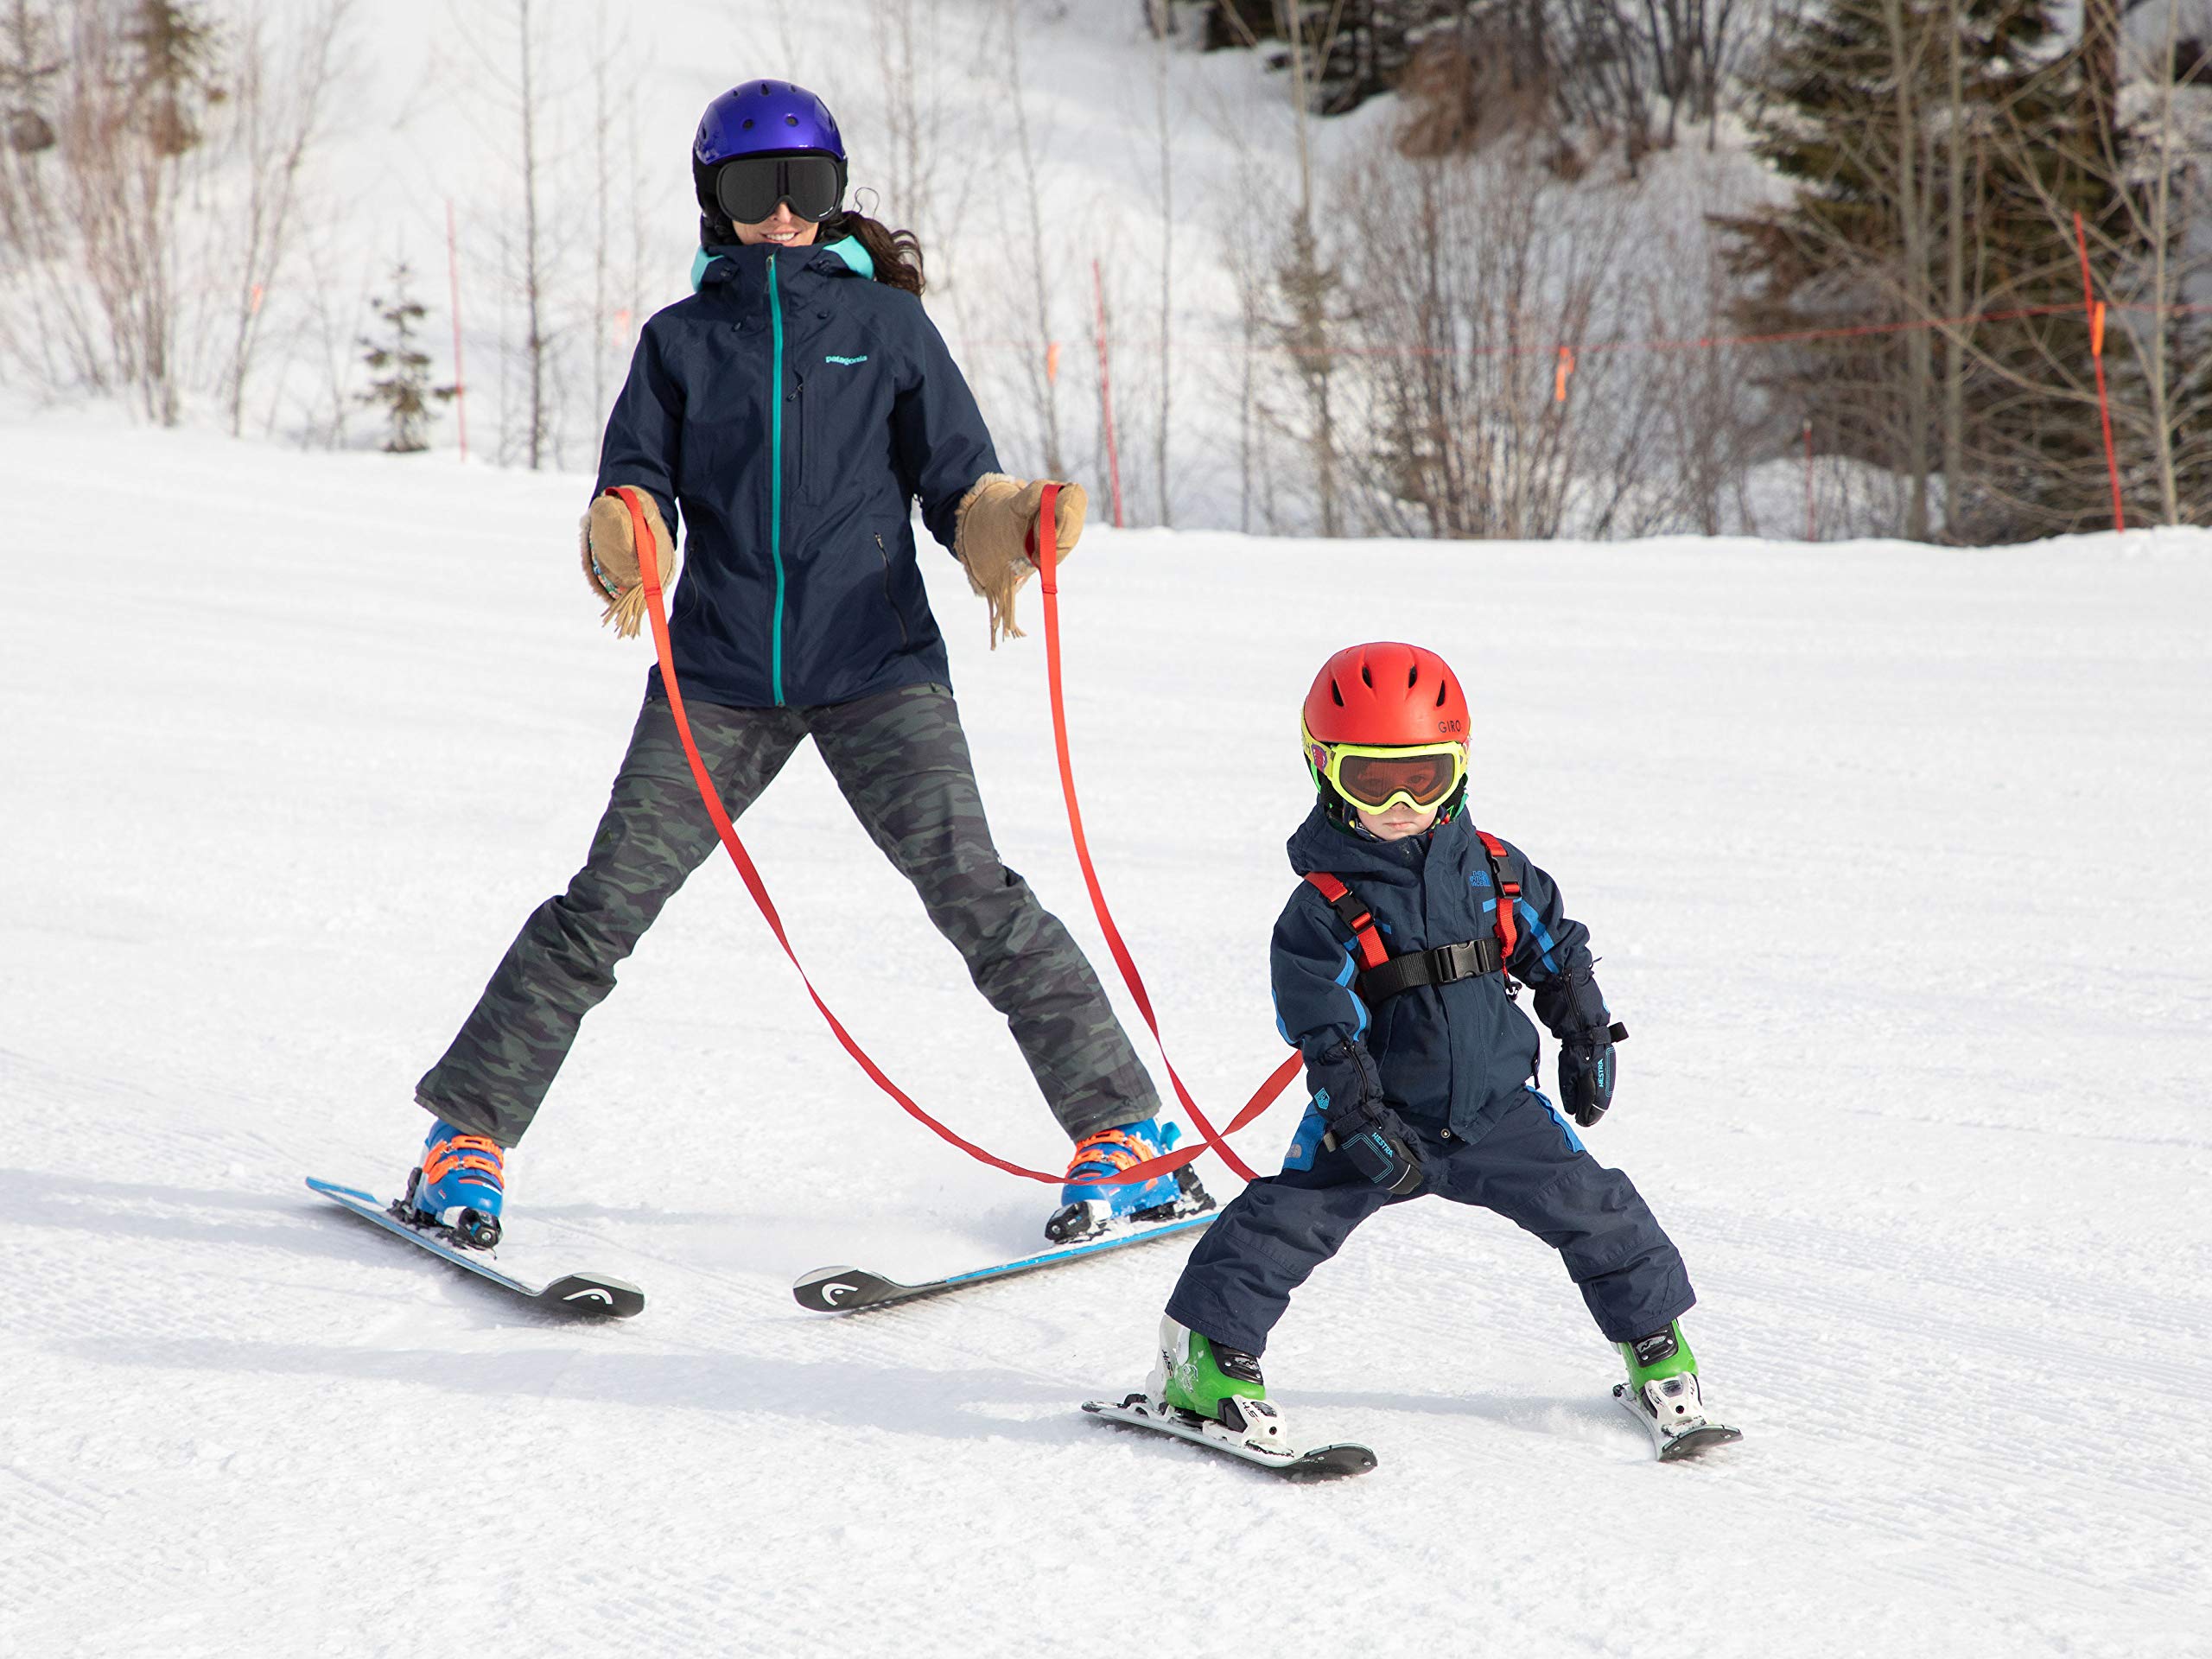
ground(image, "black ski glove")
xmin=1312 ymin=1039 xmax=1423 ymax=1196
xmin=1557 ymin=1021 xmax=1629 ymax=1128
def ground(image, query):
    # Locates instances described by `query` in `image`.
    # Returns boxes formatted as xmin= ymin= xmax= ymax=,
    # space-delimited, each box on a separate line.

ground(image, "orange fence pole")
xmin=2075 ymin=210 xmax=2126 ymax=532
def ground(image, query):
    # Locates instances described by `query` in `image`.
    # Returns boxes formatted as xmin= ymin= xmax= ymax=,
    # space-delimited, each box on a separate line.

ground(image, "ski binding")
xmin=1613 ymin=1376 xmax=1743 ymax=1461
xmin=307 ymin=1177 xmax=644 ymax=1319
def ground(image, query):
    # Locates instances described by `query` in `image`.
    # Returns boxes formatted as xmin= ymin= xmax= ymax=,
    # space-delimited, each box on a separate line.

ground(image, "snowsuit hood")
xmin=597 ymin=239 xmax=997 ymax=709
xmin=1273 ymin=802 xmax=1595 ymax=1141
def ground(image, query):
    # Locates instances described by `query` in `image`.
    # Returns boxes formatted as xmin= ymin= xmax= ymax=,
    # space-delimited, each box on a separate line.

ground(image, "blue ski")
xmin=307 ymin=1177 xmax=645 ymax=1319
xmin=793 ymin=1211 xmax=1215 ymax=1313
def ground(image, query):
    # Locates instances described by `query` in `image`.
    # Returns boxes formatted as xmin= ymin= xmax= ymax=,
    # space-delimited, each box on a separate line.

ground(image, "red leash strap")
xmin=616 ymin=486 xmax=1250 ymax=1186
xmin=1027 ymin=484 xmax=1287 ymax=1183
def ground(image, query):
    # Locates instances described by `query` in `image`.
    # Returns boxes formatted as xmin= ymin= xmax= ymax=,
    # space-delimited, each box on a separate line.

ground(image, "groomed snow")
xmin=4 ymin=410 xmax=2208 ymax=1656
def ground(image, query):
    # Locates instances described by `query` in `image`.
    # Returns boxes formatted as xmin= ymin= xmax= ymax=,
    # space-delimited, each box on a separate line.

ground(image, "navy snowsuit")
xmin=595 ymin=238 xmax=995 ymax=709
xmin=1164 ymin=805 xmax=1694 ymax=1355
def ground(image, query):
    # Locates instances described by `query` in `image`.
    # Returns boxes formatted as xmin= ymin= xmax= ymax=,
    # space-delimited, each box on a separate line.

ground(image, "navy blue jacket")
xmin=1272 ymin=805 xmax=1607 ymax=1143
xmin=594 ymin=239 xmax=1000 ymax=709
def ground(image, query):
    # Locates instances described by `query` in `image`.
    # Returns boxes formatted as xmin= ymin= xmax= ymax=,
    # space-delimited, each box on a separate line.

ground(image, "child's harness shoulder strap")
xmin=1301 ymin=826 xmax=1521 ymax=1004
xmin=1472 ymin=828 xmax=1519 ymax=959
xmin=1301 ymin=872 xmax=1393 ymax=973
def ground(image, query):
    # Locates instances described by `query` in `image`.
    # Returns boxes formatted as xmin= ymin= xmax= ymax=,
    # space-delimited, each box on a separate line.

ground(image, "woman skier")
xmin=400 ymin=79 xmax=1207 ymax=1250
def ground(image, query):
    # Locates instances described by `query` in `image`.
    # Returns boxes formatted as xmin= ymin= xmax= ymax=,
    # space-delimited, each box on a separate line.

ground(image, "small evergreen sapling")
xmin=358 ymin=262 xmax=455 ymax=454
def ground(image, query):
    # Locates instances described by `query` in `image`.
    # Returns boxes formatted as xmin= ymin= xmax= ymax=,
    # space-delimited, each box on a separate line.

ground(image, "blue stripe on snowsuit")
xmin=1333 ymin=944 xmax=1370 ymax=1041
xmin=1281 ymin=1099 xmax=1326 ymax=1171
xmin=1529 ymin=1085 xmax=1585 ymax=1153
xmin=1515 ymin=897 xmax=1561 ymax=975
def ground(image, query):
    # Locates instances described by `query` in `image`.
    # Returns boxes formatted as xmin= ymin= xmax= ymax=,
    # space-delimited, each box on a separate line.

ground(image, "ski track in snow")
xmin=4 ymin=410 xmax=2209 ymax=1657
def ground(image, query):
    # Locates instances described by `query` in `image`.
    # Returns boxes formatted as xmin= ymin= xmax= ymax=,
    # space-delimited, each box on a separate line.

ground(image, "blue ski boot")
xmin=401 ymin=1118 xmax=505 ymax=1250
xmin=1044 ymin=1117 xmax=1215 ymax=1243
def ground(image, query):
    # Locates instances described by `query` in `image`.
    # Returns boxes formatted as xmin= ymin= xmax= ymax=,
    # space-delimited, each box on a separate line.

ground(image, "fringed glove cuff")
xmin=952 ymin=474 xmax=1089 ymax=647
xmin=581 ymin=490 xmax=677 ymax=639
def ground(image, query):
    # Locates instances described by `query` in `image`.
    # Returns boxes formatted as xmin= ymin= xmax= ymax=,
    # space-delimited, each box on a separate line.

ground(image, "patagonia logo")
xmin=824 ymin=353 xmax=868 ymax=365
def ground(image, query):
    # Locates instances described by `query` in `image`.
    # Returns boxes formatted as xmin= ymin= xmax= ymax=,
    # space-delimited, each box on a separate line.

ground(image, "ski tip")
xmin=537 ymin=1274 xmax=645 ymax=1319
xmin=1290 ymin=1443 xmax=1379 ymax=1479
xmin=791 ymin=1265 xmax=900 ymax=1313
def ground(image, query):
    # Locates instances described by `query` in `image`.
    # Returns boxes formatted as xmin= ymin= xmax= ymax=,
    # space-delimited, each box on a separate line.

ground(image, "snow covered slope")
xmin=3 ymin=412 xmax=2209 ymax=1656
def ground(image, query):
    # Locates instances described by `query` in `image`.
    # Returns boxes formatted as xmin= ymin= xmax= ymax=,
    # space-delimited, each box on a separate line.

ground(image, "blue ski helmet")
xmin=693 ymin=80 xmax=847 ymax=226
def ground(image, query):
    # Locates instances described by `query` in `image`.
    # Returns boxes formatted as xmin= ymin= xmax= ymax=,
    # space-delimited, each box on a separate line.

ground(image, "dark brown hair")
xmin=820 ymin=209 xmax=925 ymax=296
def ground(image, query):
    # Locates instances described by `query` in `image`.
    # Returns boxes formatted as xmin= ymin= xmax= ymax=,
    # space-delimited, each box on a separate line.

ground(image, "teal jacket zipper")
xmin=767 ymin=251 xmax=789 ymax=705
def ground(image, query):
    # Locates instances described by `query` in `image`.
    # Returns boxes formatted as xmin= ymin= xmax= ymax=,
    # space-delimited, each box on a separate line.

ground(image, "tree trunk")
xmin=1882 ymin=0 xmax=1930 ymax=539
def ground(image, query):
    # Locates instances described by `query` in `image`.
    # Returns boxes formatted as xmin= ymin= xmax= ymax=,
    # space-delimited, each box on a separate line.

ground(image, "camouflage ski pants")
xmin=416 ymin=683 xmax=1161 ymax=1147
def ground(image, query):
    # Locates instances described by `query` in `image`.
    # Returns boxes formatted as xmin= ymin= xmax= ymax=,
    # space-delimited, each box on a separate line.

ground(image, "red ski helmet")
xmin=1301 ymin=643 xmax=1471 ymax=826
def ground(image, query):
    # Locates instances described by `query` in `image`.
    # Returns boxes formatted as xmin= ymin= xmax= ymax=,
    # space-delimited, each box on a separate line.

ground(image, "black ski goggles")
xmin=714 ymin=153 xmax=845 ymax=226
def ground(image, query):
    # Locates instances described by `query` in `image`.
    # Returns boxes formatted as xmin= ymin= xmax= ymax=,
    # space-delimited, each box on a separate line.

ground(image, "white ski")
xmin=307 ymin=1177 xmax=644 ymax=1318
xmin=1081 ymin=1393 xmax=1376 ymax=1478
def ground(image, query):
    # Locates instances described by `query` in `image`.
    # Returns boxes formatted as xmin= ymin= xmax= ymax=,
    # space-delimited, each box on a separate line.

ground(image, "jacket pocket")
xmin=790 ymin=372 xmax=810 ymax=505
xmin=874 ymin=532 xmax=912 ymax=648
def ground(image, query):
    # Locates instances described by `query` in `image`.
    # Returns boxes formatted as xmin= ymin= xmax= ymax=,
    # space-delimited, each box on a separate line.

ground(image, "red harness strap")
xmin=1301 ymin=871 xmax=1392 ymax=971
xmin=1304 ymin=826 xmax=1522 ymax=998
xmin=1473 ymin=829 xmax=1520 ymax=959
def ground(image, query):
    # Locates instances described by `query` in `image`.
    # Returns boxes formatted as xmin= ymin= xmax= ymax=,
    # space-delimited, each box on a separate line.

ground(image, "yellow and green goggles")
xmin=1304 ymin=728 xmax=1469 ymax=814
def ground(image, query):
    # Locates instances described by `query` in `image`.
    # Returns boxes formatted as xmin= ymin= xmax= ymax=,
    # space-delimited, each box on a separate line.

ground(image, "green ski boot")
xmin=1611 ymin=1320 xmax=1741 ymax=1459
xmin=1152 ymin=1317 xmax=1288 ymax=1451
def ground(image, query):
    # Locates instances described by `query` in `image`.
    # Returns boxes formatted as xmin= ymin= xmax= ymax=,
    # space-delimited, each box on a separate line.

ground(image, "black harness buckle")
xmin=1358 ymin=934 xmax=1503 ymax=1002
xmin=1425 ymin=940 xmax=1497 ymax=983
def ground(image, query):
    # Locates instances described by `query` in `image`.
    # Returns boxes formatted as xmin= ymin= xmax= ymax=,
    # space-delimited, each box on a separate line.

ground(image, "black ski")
xmin=793 ymin=1211 xmax=1214 ymax=1313
xmin=307 ymin=1177 xmax=645 ymax=1319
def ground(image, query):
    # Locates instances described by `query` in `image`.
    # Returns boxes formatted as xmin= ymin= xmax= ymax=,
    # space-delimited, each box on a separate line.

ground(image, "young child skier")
xmin=1138 ymin=641 xmax=1735 ymax=1461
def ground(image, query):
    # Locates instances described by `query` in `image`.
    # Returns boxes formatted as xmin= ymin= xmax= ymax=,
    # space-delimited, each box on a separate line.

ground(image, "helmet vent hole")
xmin=1436 ymin=681 xmax=1448 ymax=707
xmin=1359 ymin=664 xmax=1373 ymax=688
xmin=1331 ymin=680 xmax=1344 ymax=707
xmin=785 ymin=114 xmax=799 ymax=125
xmin=741 ymin=118 xmax=754 ymax=130
xmin=1408 ymin=665 xmax=1418 ymax=688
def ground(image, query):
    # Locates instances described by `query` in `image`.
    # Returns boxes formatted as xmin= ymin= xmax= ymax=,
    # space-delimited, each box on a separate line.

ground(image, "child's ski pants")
xmin=1165 ymin=1086 xmax=1694 ymax=1353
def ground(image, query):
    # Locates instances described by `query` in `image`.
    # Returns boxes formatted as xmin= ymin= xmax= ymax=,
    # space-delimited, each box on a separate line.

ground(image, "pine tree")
xmin=358 ymin=264 xmax=456 ymax=454
xmin=1188 ymin=0 xmax=1461 ymax=116
xmin=1719 ymin=0 xmax=2146 ymax=541
xmin=122 ymin=0 xmax=223 ymax=158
